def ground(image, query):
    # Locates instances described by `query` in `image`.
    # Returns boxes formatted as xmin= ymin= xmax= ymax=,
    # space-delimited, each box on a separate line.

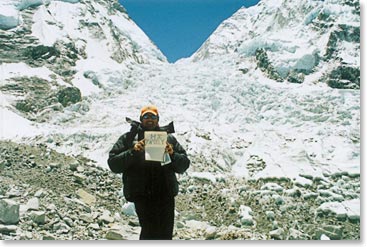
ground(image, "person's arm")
xmin=107 ymin=134 xmax=135 ymax=173
xmin=167 ymin=135 xmax=190 ymax=174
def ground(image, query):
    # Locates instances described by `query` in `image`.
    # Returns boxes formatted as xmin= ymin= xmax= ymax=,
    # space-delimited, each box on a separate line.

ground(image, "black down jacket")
xmin=107 ymin=126 xmax=190 ymax=202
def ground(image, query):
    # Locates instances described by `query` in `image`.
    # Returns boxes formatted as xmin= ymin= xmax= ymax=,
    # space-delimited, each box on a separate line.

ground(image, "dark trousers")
xmin=134 ymin=196 xmax=175 ymax=240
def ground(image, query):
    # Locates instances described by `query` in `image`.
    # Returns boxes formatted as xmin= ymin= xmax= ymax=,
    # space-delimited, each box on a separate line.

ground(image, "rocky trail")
xmin=0 ymin=140 xmax=360 ymax=240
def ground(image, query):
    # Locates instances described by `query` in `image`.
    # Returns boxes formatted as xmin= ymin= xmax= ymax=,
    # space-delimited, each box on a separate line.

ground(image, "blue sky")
xmin=119 ymin=0 xmax=261 ymax=63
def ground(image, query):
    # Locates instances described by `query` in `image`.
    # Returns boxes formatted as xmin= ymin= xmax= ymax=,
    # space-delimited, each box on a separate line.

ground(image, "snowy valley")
xmin=0 ymin=0 xmax=360 ymax=240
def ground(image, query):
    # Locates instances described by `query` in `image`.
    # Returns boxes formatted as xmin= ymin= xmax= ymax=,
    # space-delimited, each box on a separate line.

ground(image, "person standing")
xmin=108 ymin=105 xmax=190 ymax=240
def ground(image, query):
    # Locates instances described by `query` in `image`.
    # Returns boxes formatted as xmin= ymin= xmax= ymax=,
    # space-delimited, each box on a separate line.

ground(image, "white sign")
xmin=144 ymin=131 xmax=167 ymax=162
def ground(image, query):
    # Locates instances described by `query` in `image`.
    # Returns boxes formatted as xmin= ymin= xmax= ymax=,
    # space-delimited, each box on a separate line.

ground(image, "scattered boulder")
xmin=0 ymin=224 xmax=17 ymax=234
xmin=99 ymin=210 xmax=114 ymax=224
xmin=76 ymin=189 xmax=96 ymax=206
xmin=30 ymin=211 xmax=46 ymax=225
xmin=261 ymin=183 xmax=284 ymax=192
xmin=26 ymin=197 xmax=40 ymax=211
xmin=0 ymin=199 xmax=20 ymax=225
xmin=79 ymin=213 xmax=94 ymax=223
xmin=204 ymin=226 xmax=218 ymax=240
xmin=34 ymin=189 xmax=46 ymax=198
xmin=105 ymin=231 xmax=125 ymax=240
xmin=0 ymin=140 xmax=360 ymax=240
xmin=315 ymin=225 xmax=343 ymax=240
xmin=266 ymin=211 xmax=275 ymax=221
xmin=69 ymin=161 xmax=80 ymax=171
xmin=288 ymin=228 xmax=310 ymax=240
xmin=42 ymin=233 xmax=56 ymax=240
xmin=269 ymin=228 xmax=284 ymax=240
xmin=238 ymin=205 xmax=254 ymax=226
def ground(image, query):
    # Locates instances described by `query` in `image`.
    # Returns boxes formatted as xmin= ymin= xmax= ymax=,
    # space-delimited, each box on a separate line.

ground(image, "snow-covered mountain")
xmin=0 ymin=0 xmax=166 ymax=101
xmin=0 ymin=0 xmax=360 ymax=240
xmin=190 ymin=0 xmax=359 ymax=89
xmin=1 ymin=0 xmax=166 ymax=134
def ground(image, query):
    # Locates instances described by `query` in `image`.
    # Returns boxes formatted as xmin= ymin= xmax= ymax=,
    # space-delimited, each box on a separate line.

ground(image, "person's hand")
xmin=165 ymin=142 xmax=174 ymax=155
xmin=133 ymin=139 xmax=145 ymax=152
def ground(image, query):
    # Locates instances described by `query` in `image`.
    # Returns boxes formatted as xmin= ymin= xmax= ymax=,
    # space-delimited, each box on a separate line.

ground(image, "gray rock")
xmin=284 ymin=188 xmax=302 ymax=198
xmin=42 ymin=233 xmax=56 ymax=240
xmin=5 ymin=188 xmax=22 ymax=198
xmin=34 ymin=189 xmax=46 ymax=198
xmin=76 ymin=166 xmax=85 ymax=173
xmin=315 ymin=225 xmax=343 ymax=240
xmin=266 ymin=211 xmax=275 ymax=221
xmin=26 ymin=197 xmax=40 ymax=211
xmin=205 ymin=226 xmax=218 ymax=240
xmin=20 ymin=231 xmax=33 ymax=240
xmin=113 ymin=212 xmax=122 ymax=222
xmin=105 ymin=231 xmax=125 ymax=240
xmin=63 ymin=217 xmax=74 ymax=227
xmin=240 ymin=217 xmax=254 ymax=226
xmin=288 ymin=228 xmax=310 ymax=240
xmin=261 ymin=183 xmax=284 ymax=192
xmin=88 ymin=223 xmax=100 ymax=230
xmin=176 ymin=221 xmax=185 ymax=229
xmin=53 ymin=222 xmax=70 ymax=233
xmin=79 ymin=213 xmax=94 ymax=223
xmin=238 ymin=205 xmax=254 ymax=226
xmin=74 ymin=173 xmax=87 ymax=185
xmin=19 ymin=205 xmax=28 ymax=216
xmin=0 ymin=161 xmax=5 ymax=171
xmin=76 ymin=189 xmax=96 ymax=206
xmin=128 ymin=219 xmax=140 ymax=227
xmin=69 ymin=161 xmax=80 ymax=171
xmin=0 ymin=224 xmax=17 ymax=234
xmin=303 ymin=192 xmax=318 ymax=200
xmin=64 ymin=197 xmax=91 ymax=213
xmin=272 ymin=221 xmax=279 ymax=230
xmin=99 ymin=210 xmax=114 ymax=223
xmin=46 ymin=204 xmax=57 ymax=211
xmin=273 ymin=195 xmax=285 ymax=205
xmin=269 ymin=228 xmax=284 ymax=240
xmin=30 ymin=211 xmax=46 ymax=225
xmin=49 ymin=163 xmax=60 ymax=169
xmin=0 ymin=199 xmax=20 ymax=225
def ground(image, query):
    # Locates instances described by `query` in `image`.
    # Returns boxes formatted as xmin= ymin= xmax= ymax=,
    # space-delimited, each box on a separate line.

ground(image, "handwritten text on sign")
xmin=144 ymin=131 xmax=167 ymax=162
xmin=145 ymin=131 xmax=167 ymax=146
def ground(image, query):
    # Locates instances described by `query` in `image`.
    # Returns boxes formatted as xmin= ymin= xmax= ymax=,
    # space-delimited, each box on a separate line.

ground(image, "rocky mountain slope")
xmin=0 ymin=140 xmax=360 ymax=240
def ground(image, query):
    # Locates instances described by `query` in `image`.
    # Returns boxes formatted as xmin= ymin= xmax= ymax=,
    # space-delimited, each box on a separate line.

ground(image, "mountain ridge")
xmin=188 ymin=0 xmax=359 ymax=89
